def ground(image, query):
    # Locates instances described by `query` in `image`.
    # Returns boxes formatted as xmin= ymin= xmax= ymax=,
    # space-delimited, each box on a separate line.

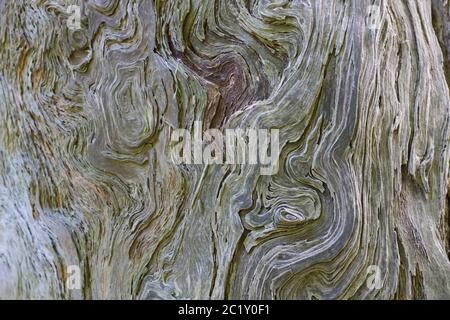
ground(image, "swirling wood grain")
xmin=0 ymin=0 xmax=449 ymax=299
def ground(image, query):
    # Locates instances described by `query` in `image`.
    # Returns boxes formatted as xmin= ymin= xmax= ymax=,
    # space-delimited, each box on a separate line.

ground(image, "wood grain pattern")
xmin=0 ymin=0 xmax=449 ymax=299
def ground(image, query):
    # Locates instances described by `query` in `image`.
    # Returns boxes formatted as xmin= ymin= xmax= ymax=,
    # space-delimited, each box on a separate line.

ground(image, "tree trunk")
xmin=0 ymin=0 xmax=449 ymax=299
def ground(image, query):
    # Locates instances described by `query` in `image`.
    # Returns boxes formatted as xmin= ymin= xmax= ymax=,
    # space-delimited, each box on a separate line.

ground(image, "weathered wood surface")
xmin=0 ymin=0 xmax=449 ymax=299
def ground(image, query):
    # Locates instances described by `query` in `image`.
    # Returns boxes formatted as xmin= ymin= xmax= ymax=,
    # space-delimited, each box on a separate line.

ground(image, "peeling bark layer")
xmin=0 ymin=0 xmax=449 ymax=299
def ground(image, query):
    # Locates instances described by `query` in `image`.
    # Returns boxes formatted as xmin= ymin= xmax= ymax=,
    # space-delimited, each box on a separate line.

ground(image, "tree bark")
xmin=0 ymin=0 xmax=449 ymax=299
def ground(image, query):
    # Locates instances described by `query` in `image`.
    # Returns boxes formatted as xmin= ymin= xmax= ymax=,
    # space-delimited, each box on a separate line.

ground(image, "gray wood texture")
xmin=0 ymin=0 xmax=449 ymax=299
